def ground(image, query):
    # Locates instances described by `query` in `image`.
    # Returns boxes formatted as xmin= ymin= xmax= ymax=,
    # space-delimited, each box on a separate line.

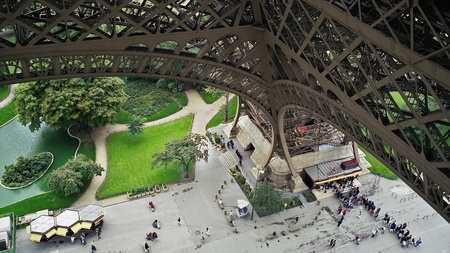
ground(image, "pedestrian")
xmin=415 ymin=238 xmax=422 ymax=247
xmin=342 ymin=209 xmax=347 ymax=216
xmin=205 ymin=227 xmax=210 ymax=236
xmin=81 ymin=233 xmax=86 ymax=245
xmin=337 ymin=220 xmax=342 ymax=227
xmin=177 ymin=217 xmax=181 ymax=225
xmin=70 ymin=235 xmax=76 ymax=244
xmin=329 ymin=239 xmax=335 ymax=247
xmin=355 ymin=236 xmax=360 ymax=245
xmin=96 ymin=227 xmax=101 ymax=239
xmin=91 ymin=240 xmax=97 ymax=253
xmin=230 ymin=210 xmax=233 ymax=220
xmin=371 ymin=228 xmax=378 ymax=237
xmin=340 ymin=214 xmax=345 ymax=221
xmin=201 ymin=232 xmax=205 ymax=244
xmin=356 ymin=210 xmax=362 ymax=219
xmin=337 ymin=204 xmax=342 ymax=214
xmin=294 ymin=216 xmax=299 ymax=224
xmin=283 ymin=202 xmax=287 ymax=210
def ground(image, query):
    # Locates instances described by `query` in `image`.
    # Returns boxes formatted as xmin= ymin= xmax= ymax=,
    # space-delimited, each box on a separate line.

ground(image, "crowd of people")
xmin=318 ymin=177 xmax=423 ymax=248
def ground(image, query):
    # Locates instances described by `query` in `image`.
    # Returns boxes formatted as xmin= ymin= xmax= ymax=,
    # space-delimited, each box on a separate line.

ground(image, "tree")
xmin=14 ymin=77 xmax=126 ymax=132
xmin=251 ymin=182 xmax=284 ymax=216
xmin=152 ymin=133 xmax=209 ymax=178
xmin=47 ymin=168 xmax=84 ymax=196
xmin=47 ymin=154 xmax=104 ymax=196
xmin=127 ymin=116 xmax=145 ymax=139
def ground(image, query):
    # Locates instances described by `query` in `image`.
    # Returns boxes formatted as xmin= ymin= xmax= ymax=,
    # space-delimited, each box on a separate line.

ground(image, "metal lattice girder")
xmin=0 ymin=0 xmax=449 ymax=222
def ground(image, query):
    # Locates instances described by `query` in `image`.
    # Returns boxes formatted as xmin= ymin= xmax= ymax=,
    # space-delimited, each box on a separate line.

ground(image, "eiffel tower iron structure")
xmin=0 ymin=0 xmax=449 ymax=222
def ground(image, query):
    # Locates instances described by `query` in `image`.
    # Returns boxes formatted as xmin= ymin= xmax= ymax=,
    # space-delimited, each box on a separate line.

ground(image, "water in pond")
xmin=0 ymin=118 xmax=78 ymax=207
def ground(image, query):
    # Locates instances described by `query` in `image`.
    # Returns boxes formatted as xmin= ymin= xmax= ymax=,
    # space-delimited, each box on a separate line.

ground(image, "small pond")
xmin=0 ymin=118 xmax=78 ymax=207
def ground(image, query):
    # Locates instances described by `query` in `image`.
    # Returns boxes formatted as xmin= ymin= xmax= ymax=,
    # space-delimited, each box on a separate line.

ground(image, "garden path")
xmin=73 ymin=89 xmax=229 ymax=206
xmin=0 ymin=84 xmax=18 ymax=109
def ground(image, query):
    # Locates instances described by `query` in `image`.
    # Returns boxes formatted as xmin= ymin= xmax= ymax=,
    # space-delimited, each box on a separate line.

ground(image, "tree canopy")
xmin=47 ymin=154 xmax=104 ymax=196
xmin=152 ymin=133 xmax=209 ymax=178
xmin=127 ymin=116 xmax=145 ymax=139
xmin=251 ymin=182 xmax=284 ymax=216
xmin=14 ymin=77 xmax=126 ymax=132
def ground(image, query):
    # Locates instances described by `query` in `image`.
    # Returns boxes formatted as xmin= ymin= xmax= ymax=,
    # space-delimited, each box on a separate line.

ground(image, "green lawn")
xmin=0 ymin=102 xmax=16 ymax=126
xmin=200 ymin=90 xmax=222 ymax=104
xmin=116 ymin=91 xmax=188 ymax=124
xmin=206 ymin=96 xmax=238 ymax=129
xmin=0 ymin=85 xmax=9 ymax=101
xmin=361 ymin=147 xmax=398 ymax=180
xmin=97 ymin=115 xmax=194 ymax=199
xmin=0 ymin=191 xmax=79 ymax=217
xmin=77 ymin=141 xmax=96 ymax=161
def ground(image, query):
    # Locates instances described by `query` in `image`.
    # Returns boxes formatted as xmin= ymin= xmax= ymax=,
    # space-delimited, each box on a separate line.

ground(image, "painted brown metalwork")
xmin=0 ymin=0 xmax=449 ymax=222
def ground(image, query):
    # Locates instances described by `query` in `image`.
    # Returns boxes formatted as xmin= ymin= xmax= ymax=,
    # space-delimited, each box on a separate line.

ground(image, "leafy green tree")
xmin=14 ymin=77 xmax=126 ymax=132
xmin=152 ymin=133 xmax=208 ymax=178
xmin=251 ymin=182 xmax=284 ymax=216
xmin=47 ymin=168 xmax=83 ymax=196
xmin=47 ymin=154 xmax=104 ymax=196
xmin=127 ymin=116 xmax=145 ymax=139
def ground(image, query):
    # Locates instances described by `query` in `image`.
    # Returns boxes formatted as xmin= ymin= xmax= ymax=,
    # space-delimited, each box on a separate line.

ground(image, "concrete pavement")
xmin=15 ymin=139 xmax=450 ymax=253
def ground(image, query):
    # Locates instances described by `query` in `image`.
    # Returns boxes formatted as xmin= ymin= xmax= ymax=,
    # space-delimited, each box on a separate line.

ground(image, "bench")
xmin=226 ymin=218 xmax=235 ymax=227
xmin=289 ymin=225 xmax=301 ymax=232
xmin=266 ymin=234 xmax=278 ymax=240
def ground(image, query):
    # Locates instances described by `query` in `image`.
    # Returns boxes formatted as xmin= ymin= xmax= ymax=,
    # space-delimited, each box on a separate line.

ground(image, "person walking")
xmin=337 ymin=204 xmax=343 ymax=215
xmin=91 ymin=240 xmax=97 ymax=253
xmin=229 ymin=210 xmax=233 ymax=220
xmin=177 ymin=217 xmax=181 ymax=225
xmin=205 ymin=227 xmax=210 ymax=236
xmin=329 ymin=239 xmax=336 ymax=247
xmin=415 ymin=238 xmax=422 ymax=247
xmin=337 ymin=220 xmax=343 ymax=227
xmin=96 ymin=227 xmax=102 ymax=239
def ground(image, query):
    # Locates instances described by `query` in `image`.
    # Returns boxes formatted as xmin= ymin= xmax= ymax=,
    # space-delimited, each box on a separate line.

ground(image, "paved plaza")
xmin=15 ymin=140 xmax=450 ymax=253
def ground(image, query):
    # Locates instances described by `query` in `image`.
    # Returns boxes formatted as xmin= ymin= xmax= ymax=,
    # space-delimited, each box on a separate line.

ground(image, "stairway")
xmin=218 ymin=150 xmax=237 ymax=171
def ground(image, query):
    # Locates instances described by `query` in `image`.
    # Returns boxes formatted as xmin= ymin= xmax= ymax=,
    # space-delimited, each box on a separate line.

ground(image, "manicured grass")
xmin=0 ymin=191 xmax=78 ymax=217
xmin=115 ymin=110 xmax=134 ymax=124
xmin=200 ymin=90 xmax=222 ymax=104
xmin=97 ymin=115 xmax=194 ymax=199
xmin=77 ymin=141 xmax=96 ymax=162
xmin=146 ymin=101 xmax=182 ymax=122
xmin=360 ymin=147 xmax=398 ymax=180
xmin=0 ymin=85 xmax=8 ymax=101
xmin=206 ymin=96 xmax=238 ymax=129
xmin=0 ymin=102 xmax=16 ymax=126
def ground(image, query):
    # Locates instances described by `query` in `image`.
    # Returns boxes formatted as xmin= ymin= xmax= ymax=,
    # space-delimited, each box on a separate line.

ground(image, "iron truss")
xmin=0 ymin=0 xmax=449 ymax=222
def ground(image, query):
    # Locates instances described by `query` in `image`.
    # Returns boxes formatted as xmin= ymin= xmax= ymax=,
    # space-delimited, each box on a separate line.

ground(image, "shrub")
xmin=235 ymin=173 xmax=246 ymax=185
xmin=1 ymin=152 xmax=52 ymax=187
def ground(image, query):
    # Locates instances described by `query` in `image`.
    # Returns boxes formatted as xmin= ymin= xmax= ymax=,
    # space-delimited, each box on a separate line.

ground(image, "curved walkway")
xmin=73 ymin=89 xmax=230 ymax=206
xmin=0 ymin=84 xmax=18 ymax=109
